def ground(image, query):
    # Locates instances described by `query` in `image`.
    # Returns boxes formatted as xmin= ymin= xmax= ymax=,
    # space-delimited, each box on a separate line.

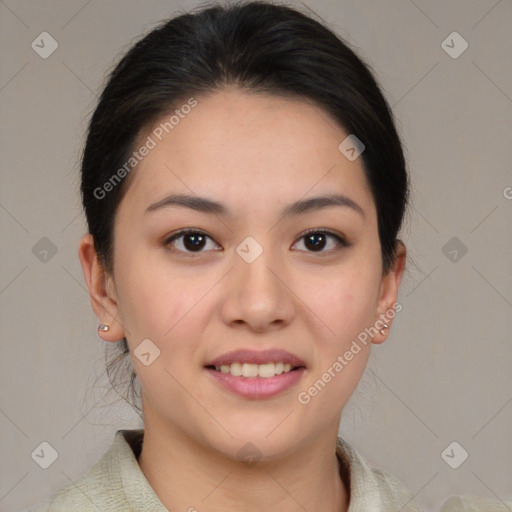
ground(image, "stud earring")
xmin=380 ymin=323 xmax=389 ymax=336
xmin=98 ymin=324 xmax=110 ymax=332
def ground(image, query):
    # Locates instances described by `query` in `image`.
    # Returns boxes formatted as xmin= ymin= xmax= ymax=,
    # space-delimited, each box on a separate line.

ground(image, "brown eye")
xmin=293 ymin=229 xmax=347 ymax=254
xmin=165 ymin=230 xmax=219 ymax=253
xmin=164 ymin=228 xmax=347 ymax=255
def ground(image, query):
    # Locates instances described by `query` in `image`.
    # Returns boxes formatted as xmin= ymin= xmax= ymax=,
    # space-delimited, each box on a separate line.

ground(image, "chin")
xmin=205 ymin=415 xmax=307 ymax=461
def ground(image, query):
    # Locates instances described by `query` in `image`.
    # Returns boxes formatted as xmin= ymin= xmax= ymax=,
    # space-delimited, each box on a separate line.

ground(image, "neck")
xmin=137 ymin=421 xmax=349 ymax=512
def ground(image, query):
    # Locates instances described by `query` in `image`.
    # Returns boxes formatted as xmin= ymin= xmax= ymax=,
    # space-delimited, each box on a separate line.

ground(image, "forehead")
xmin=119 ymin=89 xmax=375 ymax=220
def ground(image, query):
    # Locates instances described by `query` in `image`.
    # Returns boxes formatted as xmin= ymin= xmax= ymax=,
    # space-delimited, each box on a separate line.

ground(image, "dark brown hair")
xmin=80 ymin=0 xmax=410 ymax=413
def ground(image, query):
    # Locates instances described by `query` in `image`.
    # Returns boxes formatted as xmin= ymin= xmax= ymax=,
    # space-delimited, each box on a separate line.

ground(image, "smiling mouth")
xmin=204 ymin=362 xmax=304 ymax=378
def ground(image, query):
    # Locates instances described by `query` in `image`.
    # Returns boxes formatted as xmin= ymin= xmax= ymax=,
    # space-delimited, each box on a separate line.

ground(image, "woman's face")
xmin=81 ymin=88 xmax=405 ymax=459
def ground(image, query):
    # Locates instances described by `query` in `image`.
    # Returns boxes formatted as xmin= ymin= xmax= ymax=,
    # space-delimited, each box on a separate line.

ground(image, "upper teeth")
xmin=214 ymin=362 xmax=295 ymax=378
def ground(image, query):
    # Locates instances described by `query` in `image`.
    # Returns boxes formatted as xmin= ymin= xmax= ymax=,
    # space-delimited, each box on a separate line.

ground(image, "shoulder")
xmin=336 ymin=438 xmax=512 ymax=511
xmin=28 ymin=430 xmax=129 ymax=511
xmin=336 ymin=437 xmax=423 ymax=511
xmin=28 ymin=429 xmax=165 ymax=512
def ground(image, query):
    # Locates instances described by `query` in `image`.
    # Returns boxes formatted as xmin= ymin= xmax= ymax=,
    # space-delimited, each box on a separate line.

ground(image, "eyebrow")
xmin=145 ymin=193 xmax=365 ymax=219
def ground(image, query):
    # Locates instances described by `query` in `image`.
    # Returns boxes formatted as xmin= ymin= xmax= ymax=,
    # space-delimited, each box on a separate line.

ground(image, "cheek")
xmin=115 ymin=253 xmax=217 ymax=366
xmin=296 ymin=272 xmax=376 ymax=419
xmin=116 ymin=266 xmax=210 ymax=402
xmin=304 ymin=265 xmax=380 ymax=344
xmin=114 ymin=247 xmax=191 ymax=335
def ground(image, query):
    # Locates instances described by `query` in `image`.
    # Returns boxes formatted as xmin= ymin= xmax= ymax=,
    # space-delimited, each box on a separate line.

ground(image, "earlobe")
xmin=77 ymin=233 xmax=125 ymax=342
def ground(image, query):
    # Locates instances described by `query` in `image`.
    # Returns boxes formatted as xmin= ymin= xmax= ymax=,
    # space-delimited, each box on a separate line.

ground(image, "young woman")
xmin=30 ymin=1 xmax=447 ymax=510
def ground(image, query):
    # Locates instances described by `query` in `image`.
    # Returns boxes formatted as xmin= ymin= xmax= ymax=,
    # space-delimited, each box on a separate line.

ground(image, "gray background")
xmin=1 ymin=1 xmax=511 ymax=511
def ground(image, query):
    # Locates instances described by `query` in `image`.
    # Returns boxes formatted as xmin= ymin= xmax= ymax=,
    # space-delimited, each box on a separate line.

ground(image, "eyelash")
xmin=164 ymin=228 xmax=348 ymax=256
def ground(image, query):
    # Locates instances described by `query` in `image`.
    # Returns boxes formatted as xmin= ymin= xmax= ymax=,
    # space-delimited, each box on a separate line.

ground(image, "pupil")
xmin=305 ymin=233 xmax=325 ymax=251
xmin=181 ymin=233 xmax=327 ymax=252
xmin=184 ymin=233 xmax=206 ymax=251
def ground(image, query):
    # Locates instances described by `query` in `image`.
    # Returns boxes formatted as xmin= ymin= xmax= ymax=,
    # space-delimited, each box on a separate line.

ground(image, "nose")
xmin=220 ymin=248 xmax=296 ymax=333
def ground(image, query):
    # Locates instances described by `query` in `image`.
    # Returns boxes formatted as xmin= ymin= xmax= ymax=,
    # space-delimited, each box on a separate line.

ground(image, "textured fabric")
xmin=439 ymin=496 xmax=512 ymax=512
xmin=29 ymin=428 xmax=466 ymax=511
xmin=30 ymin=430 xmax=166 ymax=512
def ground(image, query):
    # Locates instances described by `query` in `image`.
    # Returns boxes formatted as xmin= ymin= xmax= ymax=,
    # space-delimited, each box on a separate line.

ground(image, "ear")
xmin=78 ymin=233 xmax=125 ymax=342
xmin=372 ymin=240 xmax=406 ymax=344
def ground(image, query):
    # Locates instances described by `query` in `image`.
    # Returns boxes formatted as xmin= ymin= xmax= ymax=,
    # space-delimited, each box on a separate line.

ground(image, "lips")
xmin=204 ymin=348 xmax=306 ymax=369
xmin=204 ymin=349 xmax=307 ymax=398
